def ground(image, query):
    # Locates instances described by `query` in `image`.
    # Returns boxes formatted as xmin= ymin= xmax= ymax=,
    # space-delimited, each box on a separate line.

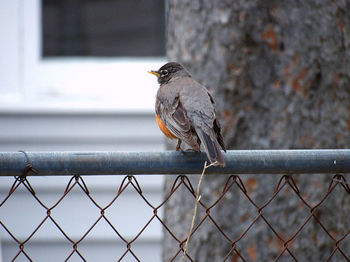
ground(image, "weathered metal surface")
xmin=0 ymin=150 xmax=349 ymax=176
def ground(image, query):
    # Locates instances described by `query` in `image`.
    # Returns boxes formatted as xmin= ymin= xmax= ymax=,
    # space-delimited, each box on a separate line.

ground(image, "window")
xmin=0 ymin=0 xmax=166 ymax=112
xmin=42 ymin=0 xmax=165 ymax=57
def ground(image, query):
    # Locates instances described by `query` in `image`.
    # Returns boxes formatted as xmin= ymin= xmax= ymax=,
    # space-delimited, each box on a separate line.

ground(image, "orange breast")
xmin=155 ymin=114 xmax=177 ymax=139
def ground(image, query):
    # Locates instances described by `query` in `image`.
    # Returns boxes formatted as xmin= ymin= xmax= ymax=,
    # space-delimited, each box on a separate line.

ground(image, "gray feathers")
xmin=154 ymin=64 xmax=226 ymax=166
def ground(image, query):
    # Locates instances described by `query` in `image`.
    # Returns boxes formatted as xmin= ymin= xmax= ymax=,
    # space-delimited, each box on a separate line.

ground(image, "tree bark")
xmin=163 ymin=0 xmax=350 ymax=261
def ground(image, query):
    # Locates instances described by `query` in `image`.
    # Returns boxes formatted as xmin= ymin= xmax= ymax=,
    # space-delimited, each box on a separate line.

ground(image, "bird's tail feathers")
xmin=196 ymin=129 xmax=225 ymax=167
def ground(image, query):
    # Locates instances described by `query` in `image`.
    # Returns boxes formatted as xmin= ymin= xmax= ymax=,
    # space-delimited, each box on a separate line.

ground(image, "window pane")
xmin=42 ymin=0 xmax=165 ymax=57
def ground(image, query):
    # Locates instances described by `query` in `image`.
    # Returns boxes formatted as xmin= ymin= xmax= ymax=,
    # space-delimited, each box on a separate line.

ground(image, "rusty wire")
xmin=0 ymin=165 xmax=349 ymax=261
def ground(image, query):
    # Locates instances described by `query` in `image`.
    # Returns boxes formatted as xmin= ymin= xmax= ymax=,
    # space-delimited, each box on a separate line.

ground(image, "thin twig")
xmin=181 ymin=161 xmax=218 ymax=262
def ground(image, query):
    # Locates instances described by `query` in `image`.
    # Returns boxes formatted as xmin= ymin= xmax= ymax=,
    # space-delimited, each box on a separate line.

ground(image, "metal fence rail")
xmin=1 ymin=150 xmax=350 ymax=176
xmin=0 ymin=150 xmax=349 ymax=261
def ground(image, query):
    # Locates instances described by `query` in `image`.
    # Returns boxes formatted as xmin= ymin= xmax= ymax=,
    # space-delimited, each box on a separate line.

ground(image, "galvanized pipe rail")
xmin=0 ymin=150 xmax=349 ymax=176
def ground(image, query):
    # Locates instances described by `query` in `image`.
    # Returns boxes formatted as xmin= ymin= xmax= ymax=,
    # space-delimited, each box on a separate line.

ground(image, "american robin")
xmin=148 ymin=62 xmax=226 ymax=166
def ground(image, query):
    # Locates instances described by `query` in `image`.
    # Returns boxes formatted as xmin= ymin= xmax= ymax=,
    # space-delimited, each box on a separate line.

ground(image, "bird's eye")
xmin=161 ymin=70 xmax=169 ymax=76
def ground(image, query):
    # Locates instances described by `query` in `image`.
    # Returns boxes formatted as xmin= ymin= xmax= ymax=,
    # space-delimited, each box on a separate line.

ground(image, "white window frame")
xmin=0 ymin=0 xmax=166 ymax=113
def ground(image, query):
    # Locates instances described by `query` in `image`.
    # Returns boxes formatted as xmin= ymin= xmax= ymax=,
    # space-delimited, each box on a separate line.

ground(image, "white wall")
xmin=0 ymin=0 xmax=167 ymax=261
xmin=0 ymin=112 xmax=165 ymax=262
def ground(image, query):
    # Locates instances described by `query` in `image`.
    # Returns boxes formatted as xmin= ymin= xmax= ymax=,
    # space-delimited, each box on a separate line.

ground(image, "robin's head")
xmin=148 ymin=62 xmax=190 ymax=85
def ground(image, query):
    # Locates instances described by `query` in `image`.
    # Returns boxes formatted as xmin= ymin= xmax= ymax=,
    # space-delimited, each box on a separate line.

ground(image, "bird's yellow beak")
xmin=148 ymin=70 xmax=160 ymax=77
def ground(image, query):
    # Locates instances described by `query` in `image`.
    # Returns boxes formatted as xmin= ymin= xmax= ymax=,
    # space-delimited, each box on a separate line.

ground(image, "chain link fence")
xmin=0 ymin=151 xmax=349 ymax=261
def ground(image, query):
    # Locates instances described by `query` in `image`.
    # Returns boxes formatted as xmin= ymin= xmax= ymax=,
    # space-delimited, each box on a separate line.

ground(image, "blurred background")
xmin=1 ymin=0 xmax=350 ymax=261
xmin=0 ymin=0 xmax=167 ymax=261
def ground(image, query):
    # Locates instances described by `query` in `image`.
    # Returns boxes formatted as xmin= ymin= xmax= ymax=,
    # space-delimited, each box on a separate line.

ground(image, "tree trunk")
xmin=163 ymin=0 xmax=350 ymax=261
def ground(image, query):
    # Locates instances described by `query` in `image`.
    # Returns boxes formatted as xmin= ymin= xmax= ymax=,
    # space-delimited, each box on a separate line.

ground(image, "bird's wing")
xmin=180 ymin=82 xmax=226 ymax=165
xmin=156 ymin=97 xmax=200 ymax=150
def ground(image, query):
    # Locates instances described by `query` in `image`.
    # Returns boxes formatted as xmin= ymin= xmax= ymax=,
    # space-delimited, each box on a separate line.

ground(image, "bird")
xmin=148 ymin=62 xmax=226 ymax=166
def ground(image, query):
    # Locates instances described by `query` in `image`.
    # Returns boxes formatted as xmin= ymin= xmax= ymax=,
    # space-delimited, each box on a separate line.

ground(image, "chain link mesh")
xmin=0 ymin=152 xmax=350 ymax=262
xmin=0 ymin=170 xmax=349 ymax=261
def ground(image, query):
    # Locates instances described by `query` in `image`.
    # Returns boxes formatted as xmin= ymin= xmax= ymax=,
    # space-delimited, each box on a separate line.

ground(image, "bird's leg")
xmin=176 ymin=139 xmax=191 ymax=154
xmin=176 ymin=139 xmax=182 ymax=152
